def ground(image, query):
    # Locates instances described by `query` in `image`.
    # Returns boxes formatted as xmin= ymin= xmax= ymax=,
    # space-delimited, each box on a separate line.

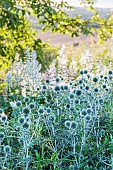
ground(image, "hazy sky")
xmin=54 ymin=0 xmax=113 ymax=8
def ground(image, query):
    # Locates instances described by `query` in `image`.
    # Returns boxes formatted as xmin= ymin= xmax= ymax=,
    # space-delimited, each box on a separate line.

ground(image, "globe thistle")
xmin=104 ymin=76 xmax=108 ymax=80
xmin=71 ymin=121 xmax=77 ymax=130
xmin=66 ymin=104 xmax=70 ymax=108
xmin=23 ymin=97 xmax=30 ymax=103
xmin=87 ymin=74 xmax=90 ymax=79
xmin=22 ymin=107 xmax=30 ymax=116
xmin=0 ymin=109 xmax=3 ymax=114
xmin=65 ymin=120 xmax=71 ymax=129
xmin=99 ymin=129 xmax=105 ymax=136
xmin=69 ymin=82 xmax=73 ymax=86
xmin=70 ymin=107 xmax=74 ymax=112
xmin=75 ymin=99 xmax=80 ymax=105
xmin=38 ymin=108 xmax=44 ymax=114
xmin=102 ymin=84 xmax=106 ymax=89
xmin=98 ymin=98 xmax=104 ymax=104
xmin=80 ymin=70 xmax=83 ymax=75
xmin=108 ymin=70 xmax=112 ymax=75
xmin=86 ymin=108 xmax=92 ymax=114
xmin=84 ymin=70 xmax=88 ymax=74
xmin=46 ymin=79 xmax=50 ymax=84
xmin=69 ymin=165 xmax=75 ymax=170
xmin=60 ymin=86 xmax=64 ymax=90
xmin=78 ymin=79 xmax=83 ymax=84
xmin=54 ymin=86 xmax=60 ymax=92
xmin=100 ymin=75 xmax=103 ymax=79
xmin=64 ymin=85 xmax=68 ymax=91
xmin=0 ymin=132 xmax=5 ymax=139
xmin=93 ymin=77 xmax=98 ymax=83
xmin=85 ymin=114 xmax=91 ymax=121
xmin=4 ymin=145 xmax=11 ymax=154
xmin=18 ymin=117 xmax=25 ymax=124
xmin=1 ymin=115 xmax=7 ymax=122
xmin=80 ymin=109 xmax=87 ymax=117
xmin=34 ymin=120 xmax=37 ymax=125
xmin=46 ymin=108 xmax=51 ymax=113
xmin=69 ymin=93 xmax=75 ymax=99
xmin=85 ymin=86 xmax=89 ymax=91
xmin=48 ymin=115 xmax=56 ymax=122
xmin=56 ymin=78 xmax=60 ymax=83
xmin=94 ymin=88 xmax=99 ymax=93
xmin=29 ymin=103 xmax=35 ymax=109
xmin=16 ymin=101 xmax=22 ymax=107
xmin=23 ymin=122 xmax=30 ymax=130
xmin=42 ymin=85 xmax=47 ymax=90
xmin=75 ymin=89 xmax=82 ymax=96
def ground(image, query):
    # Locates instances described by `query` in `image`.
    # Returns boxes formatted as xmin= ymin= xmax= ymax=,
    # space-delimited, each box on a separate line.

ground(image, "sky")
xmin=54 ymin=0 xmax=113 ymax=8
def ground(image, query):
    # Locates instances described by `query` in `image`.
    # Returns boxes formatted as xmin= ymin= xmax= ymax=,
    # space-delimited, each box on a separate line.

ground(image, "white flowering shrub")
xmin=0 ymin=66 xmax=113 ymax=169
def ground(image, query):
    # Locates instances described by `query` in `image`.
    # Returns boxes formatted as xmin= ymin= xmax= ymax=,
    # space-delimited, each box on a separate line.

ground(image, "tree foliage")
xmin=0 ymin=0 xmax=113 ymax=73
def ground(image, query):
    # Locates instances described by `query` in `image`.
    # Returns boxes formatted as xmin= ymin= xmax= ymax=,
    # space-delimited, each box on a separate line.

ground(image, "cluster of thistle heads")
xmin=1 ymin=58 xmax=113 ymax=169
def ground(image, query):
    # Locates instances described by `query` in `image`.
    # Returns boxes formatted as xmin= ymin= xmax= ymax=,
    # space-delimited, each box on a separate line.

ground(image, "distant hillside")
xmin=66 ymin=7 xmax=111 ymax=19
xmin=28 ymin=7 xmax=112 ymax=30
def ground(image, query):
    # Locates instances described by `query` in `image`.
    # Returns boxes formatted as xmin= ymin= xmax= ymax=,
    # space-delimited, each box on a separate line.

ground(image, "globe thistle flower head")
xmin=102 ymin=84 xmax=106 ymax=89
xmin=23 ymin=97 xmax=30 ymax=103
xmin=75 ymin=99 xmax=80 ymax=105
xmin=84 ymin=70 xmax=88 ymax=74
xmin=85 ymin=114 xmax=91 ymax=121
xmin=23 ymin=122 xmax=30 ymax=130
xmin=78 ymin=79 xmax=83 ymax=84
xmin=80 ymin=70 xmax=83 ymax=75
xmin=46 ymin=108 xmax=51 ymax=113
xmin=108 ymin=70 xmax=112 ymax=75
xmin=86 ymin=108 xmax=92 ymax=114
xmin=56 ymin=78 xmax=60 ymax=83
xmin=55 ymin=85 xmax=60 ymax=92
xmin=22 ymin=107 xmax=30 ymax=116
xmin=48 ymin=115 xmax=56 ymax=122
xmin=71 ymin=121 xmax=77 ymax=130
xmin=0 ymin=132 xmax=5 ymax=139
xmin=1 ymin=115 xmax=7 ymax=122
xmin=75 ymin=89 xmax=82 ymax=96
xmin=98 ymin=98 xmax=104 ymax=104
xmin=38 ymin=108 xmax=44 ymax=114
xmin=80 ymin=109 xmax=87 ymax=117
xmin=104 ymin=76 xmax=108 ymax=80
xmin=87 ymin=74 xmax=90 ymax=79
xmin=0 ymin=109 xmax=3 ymax=114
xmin=18 ymin=117 xmax=25 ymax=124
xmin=100 ymin=75 xmax=103 ymax=79
xmin=65 ymin=120 xmax=71 ymax=129
xmin=99 ymin=129 xmax=105 ymax=136
xmin=85 ymin=85 xmax=89 ymax=90
xmin=46 ymin=79 xmax=50 ymax=84
xmin=70 ymin=107 xmax=74 ymax=112
xmin=64 ymin=85 xmax=68 ymax=91
xmin=4 ymin=145 xmax=11 ymax=154
xmin=66 ymin=104 xmax=70 ymax=108
xmin=69 ymin=93 xmax=75 ymax=99
xmin=93 ymin=77 xmax=98 ymax=83
xmin=29 ymin=103 xmax=35 ymax=109
xmin=34 ymin=120 xmax=37 ymax=125
xmin=69 ymin=165 xmax=75 ymax=170
xmin=42 ymin=85 xmax=47 ymax=90
xmin=94 ymin=88 xmax=99 ymax=93
xmin=60 ymin=86 xmax=64 ymax=90
xmin=16 ymin=101 xmax=22 ymax=107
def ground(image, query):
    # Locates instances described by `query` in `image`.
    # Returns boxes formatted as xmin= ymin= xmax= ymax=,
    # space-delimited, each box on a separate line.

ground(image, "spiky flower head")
xmin=4 ymin=145 xmax=11 ymax=154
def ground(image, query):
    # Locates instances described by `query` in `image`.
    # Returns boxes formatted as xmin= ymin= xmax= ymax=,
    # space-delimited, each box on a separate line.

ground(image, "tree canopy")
xmin=0 ymin=0 xmax=113 ymax=72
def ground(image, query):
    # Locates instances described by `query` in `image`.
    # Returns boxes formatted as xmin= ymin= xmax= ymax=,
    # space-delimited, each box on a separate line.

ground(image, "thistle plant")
xmin=1 ymin=47 xmax=113 ymax=169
